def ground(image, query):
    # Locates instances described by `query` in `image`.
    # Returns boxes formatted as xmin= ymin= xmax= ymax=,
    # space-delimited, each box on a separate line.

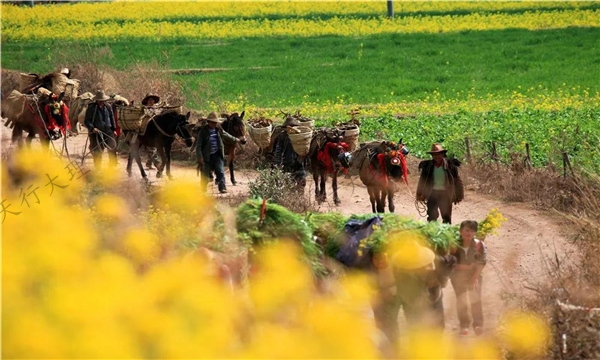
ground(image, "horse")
xmin=2 ymin=90 xmax=69 ymax=149
xmin=354 ymin=140 xmax=409 ymax=213
xmin=126 ymin=111 xmax=194 ymax=179
xmin=308 ymin=128 xmax=351 ymax=205
xmin=221 ymin=111 xmax=247 ymax=185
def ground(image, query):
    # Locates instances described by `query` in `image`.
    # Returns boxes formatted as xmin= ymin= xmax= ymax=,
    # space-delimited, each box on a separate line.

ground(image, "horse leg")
xmin=155 ymin=145 xmax=167 ymax=179
xmin=165 ymin=141 xmax=173 ymax=179
xmin=228 ymin=151 xmax=237 ymax=185
xmin=332 ymin=172 xmax=341 ymax=206
xmin=313 ymin=171 xmax=320 ymax=202
xmin=377 ymin=189 xmax=386 ymax=213
xmin=387 ymin=188 xmax=395 ymax=213
xmin=26 ymin=133 xmax=35 ymax=149
xmin=366 ymin=187 xmax=377 ymax=213
xmin=319 ymin=172 xmax=327 ymax=202
xmin=11 ymin=124 xmax=24 ymax=147
xmin=130 ymin=142 xmax=146 ymax=178
xmin=127 ymin=153 xmax=133 ymax=177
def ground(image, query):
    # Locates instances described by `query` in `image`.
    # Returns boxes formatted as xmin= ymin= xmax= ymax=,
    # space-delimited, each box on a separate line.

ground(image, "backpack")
xmin=336 ymin=216 xmax=382 ymax=270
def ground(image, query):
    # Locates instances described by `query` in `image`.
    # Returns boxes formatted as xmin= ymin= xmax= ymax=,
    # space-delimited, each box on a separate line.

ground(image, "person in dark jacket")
xmin=196 ymin=112 xmax=245 ymax=193
xmin=84 ymin=90 xmax=117 ymax=169
xmin=416 ymin=143 xmax=464 ymax=224
xmin=271 ymin=118 xmax=307 ymax=189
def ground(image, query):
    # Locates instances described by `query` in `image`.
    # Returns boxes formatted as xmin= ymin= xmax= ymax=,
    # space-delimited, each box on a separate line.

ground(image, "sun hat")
xmin=93 ymin=90 xmax=110 ymax=102
xmin=427 ymin=143 xmax=448 ymax=155
xmin=141 ymin=93 xmax=160 ymax=106
xmin=206 ymin=111 xmax=225 ymax=123
xmin=388 ymin=237 xmax=435 ymax=270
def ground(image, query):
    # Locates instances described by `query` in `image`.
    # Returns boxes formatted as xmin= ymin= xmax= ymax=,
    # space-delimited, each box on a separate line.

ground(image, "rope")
xmin=415 ymin=199 xmax=428 ymax=217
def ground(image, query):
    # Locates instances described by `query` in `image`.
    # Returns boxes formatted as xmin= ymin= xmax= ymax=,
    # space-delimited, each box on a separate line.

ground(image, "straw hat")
xmin=141 ymin=93 xmax=160 ymax=106
xmin=427 ymin=143 xmax=448 ymax=154
xmin=93 ymin=90 xmax=110 ymax=102
xmin=206 ymin=111 xmax=225 ymax=123
xmin=389 ymin=239 xmax=435 ymax=270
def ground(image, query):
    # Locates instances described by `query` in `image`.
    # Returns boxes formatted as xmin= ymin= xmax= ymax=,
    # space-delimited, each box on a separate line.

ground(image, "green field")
xmin=4 ymin=27 xmax=599 ymax=108
xmin=1 ymin=1 xmax=599 ymax=173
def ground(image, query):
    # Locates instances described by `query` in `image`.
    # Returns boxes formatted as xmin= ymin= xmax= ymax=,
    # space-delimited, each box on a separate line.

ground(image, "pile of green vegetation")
xmin=237 ymin=200 xmax=498 ymax=272
xmin=236 ymin=199 xmax=325 ymax=275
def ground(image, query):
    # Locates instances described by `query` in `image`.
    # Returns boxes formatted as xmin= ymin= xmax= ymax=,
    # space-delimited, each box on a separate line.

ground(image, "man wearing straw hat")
xmin=372 ymin=237 xmax=441 ymax=354
xmin=84 ymin=90 xmax=117 ymax=169
xmin=271 ymin=117 xmax=307 ymax=188
xmin=416 ymin=143 xmax=464 ymax=224
xmin=196 ymin=112 xmax=244 ymax=194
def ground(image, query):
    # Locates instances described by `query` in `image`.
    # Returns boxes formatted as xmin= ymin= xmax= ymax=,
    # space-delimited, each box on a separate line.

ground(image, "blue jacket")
xmin=84 ymin=102 xmax=115 ymax=133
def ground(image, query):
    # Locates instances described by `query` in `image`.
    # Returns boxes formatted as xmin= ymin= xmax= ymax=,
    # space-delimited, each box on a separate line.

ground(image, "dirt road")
xmin=1 ymin=124 xmax=578 ymax=336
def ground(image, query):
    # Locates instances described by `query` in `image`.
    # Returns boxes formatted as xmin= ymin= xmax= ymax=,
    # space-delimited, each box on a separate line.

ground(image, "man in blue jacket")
xmin=84 ymin=90 xmax=117 ymax=169
xmin=196 ymin=112 xmax=245 ymax=193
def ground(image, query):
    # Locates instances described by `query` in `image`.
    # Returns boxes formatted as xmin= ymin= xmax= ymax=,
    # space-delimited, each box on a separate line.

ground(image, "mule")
xmin=126 ymin=111 xmax=194 ymax=179
xmin=2 ymin=90 xmax=69 ymax=149
xmin=221 ymin=111 xmax=247 ymax=185
xmin=308 ymin=128 xmax=350 ymax=205
xmin=355 ymin=140 xmax=409 ymax=213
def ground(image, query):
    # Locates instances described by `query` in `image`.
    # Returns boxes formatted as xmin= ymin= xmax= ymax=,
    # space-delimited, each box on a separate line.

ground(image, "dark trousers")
xmin=89 ymin=132 xmax=117 ymax=169
xmin=426 ymin=190 xmax=453 ymax=224
xmin=202 ymin=152 xmax=226 ymax=191
xmin=450 ymin=271 xmax=483 ymax=328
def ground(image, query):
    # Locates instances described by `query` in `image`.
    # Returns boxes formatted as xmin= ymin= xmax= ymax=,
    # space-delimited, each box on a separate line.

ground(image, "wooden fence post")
xmin=464 ymin=137 xmax=472 ymax=165
xmin=562 ymin=151 xmax=575 ymax=179
xmin=525 ymin=143 xmax=533 ymax=170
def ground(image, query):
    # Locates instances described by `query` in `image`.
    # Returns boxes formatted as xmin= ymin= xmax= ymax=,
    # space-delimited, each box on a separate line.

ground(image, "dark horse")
xmin=126 ymin=111 xmax=194 ymax=179
xmin=355 ymin=140 xmax=409 ymax=213
xmin=309 ymin=128 xmax=351 ymax=205
xmin=221 ymin=111 xmax=247 ymax=185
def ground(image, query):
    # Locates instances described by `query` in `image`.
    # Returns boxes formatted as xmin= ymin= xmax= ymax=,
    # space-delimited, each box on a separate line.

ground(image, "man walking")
xmin=196 ymin=112 xmax=244 ymax=193
xmin=84 ymin=90 xmax=117 ymax=169
xmin=416 ymin=143 xmax=464 ymax=224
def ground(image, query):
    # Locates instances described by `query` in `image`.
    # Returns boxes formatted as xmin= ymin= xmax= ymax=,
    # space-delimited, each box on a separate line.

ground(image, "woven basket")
xmin=248 ymin=124 xmax=272 ymax=149
xmin=339 ymin=126 xmax=360 ymax=151
xmin=298 ymin=118 xmax=315 ymax=129
xmin=118 ymin=106 xmax=145 ymax=131
xmin=287 ymin=126 xmax=313 ymax=156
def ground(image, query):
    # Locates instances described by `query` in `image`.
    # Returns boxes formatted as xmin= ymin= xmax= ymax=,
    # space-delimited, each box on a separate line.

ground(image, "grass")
xmin=3 ymin=27 xmax=599 ymax=109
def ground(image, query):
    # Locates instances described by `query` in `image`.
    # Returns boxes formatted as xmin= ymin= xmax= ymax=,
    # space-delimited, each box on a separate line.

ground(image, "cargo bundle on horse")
xmin=247 ymin=116 xmax=273 ymax=153
xmin=353 ymin=140 xmax=409 ymax=213
xmin=125 ymin=110 xmax=194 ymax=179
xmin=2 ymin=89 xmax=71 ymax=148
xmin=308 ymin=128 xmax=351 ymax=205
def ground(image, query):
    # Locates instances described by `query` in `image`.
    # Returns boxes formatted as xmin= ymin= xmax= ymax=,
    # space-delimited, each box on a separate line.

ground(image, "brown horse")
xmin=2 ymin=90 xmax=69 ymax=149
xmin=221 ymin=111 xmax=247 ymax=185
xmin=126 ymin=111 xmax=194 ymax=179
xmin=309 ymin=128 xmax=351 ymax=205
xmin=355 ymin=140 xmax=409 ymax=213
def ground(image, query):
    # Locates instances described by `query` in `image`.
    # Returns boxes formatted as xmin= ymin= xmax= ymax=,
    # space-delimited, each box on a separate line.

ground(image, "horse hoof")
xmin=156 ymin=171 xmax=162 ymax=179
xmin=334 ymin=200 xmax=341 ymax=206
xmin=168 ymin=175 xmax=174 ymax=180
xmin=232 ymin=180 xmax=237 ymax=186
